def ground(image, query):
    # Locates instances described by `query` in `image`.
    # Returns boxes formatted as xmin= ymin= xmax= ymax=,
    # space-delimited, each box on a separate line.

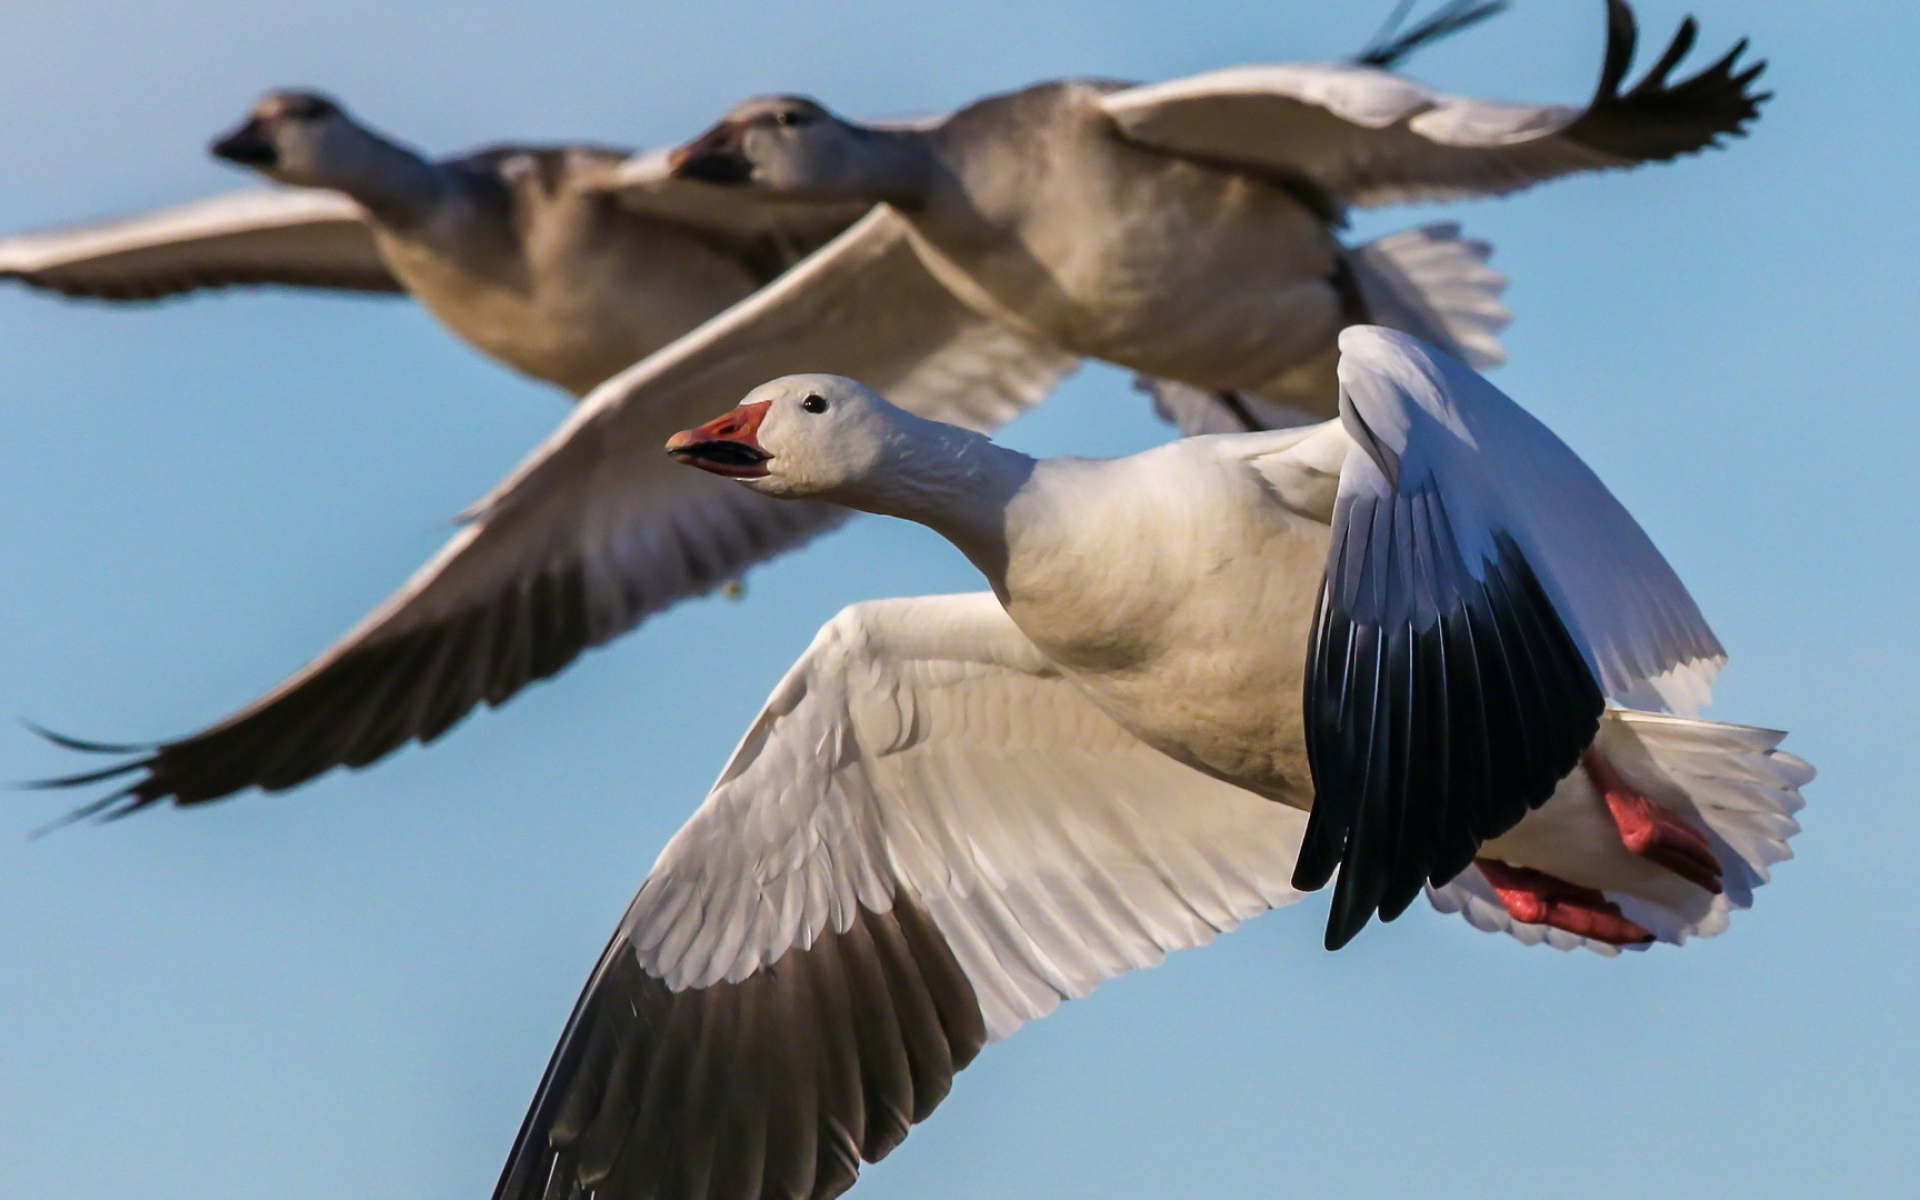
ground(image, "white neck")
xmin=836 ymin=422 xmax=1035 ymax=583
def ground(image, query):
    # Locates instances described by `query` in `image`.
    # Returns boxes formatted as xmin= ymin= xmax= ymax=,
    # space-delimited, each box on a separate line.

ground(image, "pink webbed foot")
xmin=1473 ymin=858 xmax=1656 ymax=946
xmin=1582 ymin=749 xmax=1723 ymax=894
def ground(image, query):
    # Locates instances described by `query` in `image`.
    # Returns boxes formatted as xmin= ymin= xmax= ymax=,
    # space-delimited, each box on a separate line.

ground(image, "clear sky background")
xmin=0 ymin=1 xmax=1912 ymax=1197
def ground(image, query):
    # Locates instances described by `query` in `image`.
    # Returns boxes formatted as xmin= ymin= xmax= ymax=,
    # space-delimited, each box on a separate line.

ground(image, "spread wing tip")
xmin=18 ymin=721 xmax=175 ymax=827
xmin=1571 ymin=1 xmax=1771 ymax=164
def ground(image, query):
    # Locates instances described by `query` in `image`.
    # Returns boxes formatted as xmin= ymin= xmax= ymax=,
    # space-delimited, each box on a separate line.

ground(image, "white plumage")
xmin=486 ymin=330 xmax=1810 ymax=1200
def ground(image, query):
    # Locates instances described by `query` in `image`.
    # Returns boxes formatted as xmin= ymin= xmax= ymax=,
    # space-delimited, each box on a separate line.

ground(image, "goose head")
xmin=209 ymin=91 xmax=384 ymax=189
xmin=667 ymin=97 xmax=928 ymax=204
xmin=666 ymin=375 xmax=911 ymax=502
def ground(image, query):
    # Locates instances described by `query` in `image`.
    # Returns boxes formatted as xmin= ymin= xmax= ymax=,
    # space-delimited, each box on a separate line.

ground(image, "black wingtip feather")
xmin=1301 ymin=491 xmax=1605 ymax=951
xmin=1356 ymin=0 xmax=1511 ymax=69
xmin=19 ymin=718 xmax=151 ymax=755
xmin=493 ymin=897 xmax=983 ymax=1200
xmin=1567 ymin=0 xmax=1769 ymax=163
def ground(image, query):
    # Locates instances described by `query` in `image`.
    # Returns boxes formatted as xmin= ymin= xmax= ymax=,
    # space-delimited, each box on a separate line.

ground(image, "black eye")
xmin=801 ymin=393 xmax=828 ymax=414
xmin=774 ymin=110 xmax=809 ymax=128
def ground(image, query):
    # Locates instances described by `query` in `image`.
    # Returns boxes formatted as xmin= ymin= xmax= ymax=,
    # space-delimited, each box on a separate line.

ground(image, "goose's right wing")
xmin=46 ymin=207 xmax=1077 ymax=818
xmin=1248 ymin=326 xmax=1724 ymax=950
xmin=0 ymin=188 xmax=400 ymax=300
xmin=493 ymin=593 xmax=1311 ymax=1200
xmin=1103 ymin=0 xmax=1765 ymax=209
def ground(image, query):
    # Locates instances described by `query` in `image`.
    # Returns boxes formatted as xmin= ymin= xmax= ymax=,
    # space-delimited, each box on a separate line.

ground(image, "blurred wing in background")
xmin=1103 ymin=0 xmax=1767 ymax=208
xmin=0 ymin=188 xmax=399 ymax=299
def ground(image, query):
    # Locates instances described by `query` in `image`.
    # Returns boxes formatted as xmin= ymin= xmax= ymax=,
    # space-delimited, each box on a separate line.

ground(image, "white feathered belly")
xmin=1000 ymin=455 xmax=1330 ymax=807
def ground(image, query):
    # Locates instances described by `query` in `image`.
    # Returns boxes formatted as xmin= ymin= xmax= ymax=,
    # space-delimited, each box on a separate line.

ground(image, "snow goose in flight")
xmin=664 ymin=0 xmax=1764 ymax=430
xmin=0 ymin=90 xmax=868 ymax=397
xmin=481 ymin=330 xmax=1810 ymax=1200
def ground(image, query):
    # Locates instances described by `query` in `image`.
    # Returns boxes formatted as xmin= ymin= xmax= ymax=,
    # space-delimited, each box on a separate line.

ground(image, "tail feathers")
xmin=1351 ymin=221 xmax=1510 ymax=370
xmin=1140 ymin=222 xmax=1509 ymax=437
xmin=1428 ymin=709 xmax=1811 ymax=956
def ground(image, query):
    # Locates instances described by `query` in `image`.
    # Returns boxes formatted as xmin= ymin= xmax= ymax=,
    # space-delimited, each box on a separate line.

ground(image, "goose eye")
xmin=774 ymin=110 xmax=809 ymax=128
xmin=800 ymin=393 xmax=828 ymax=414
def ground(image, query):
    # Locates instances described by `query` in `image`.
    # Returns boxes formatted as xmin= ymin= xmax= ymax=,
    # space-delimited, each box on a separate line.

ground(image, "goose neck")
xmin=853 ymin=428 xmax=1034 ymax=580
xmin=336 ymin=131 xmax=447 ymax=227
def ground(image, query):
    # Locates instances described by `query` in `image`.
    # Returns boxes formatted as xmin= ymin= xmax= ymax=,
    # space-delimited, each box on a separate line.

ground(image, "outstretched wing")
xmin=47 ymin=207 xmax=1076 ymax=817
xmin=1102 ymin=0 xmax=1766 ymax=208
xmin=493 ymin=594 xmax=1311 ymax=1200
xmin=1264 ymin=326 xmax=1722 ymax=949
xmin=0 ymin=188 xmax=399 ymax=299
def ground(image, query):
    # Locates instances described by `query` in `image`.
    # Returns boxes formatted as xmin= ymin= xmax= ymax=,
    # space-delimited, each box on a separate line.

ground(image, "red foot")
xmin=1582 ymin=749 xmax=1723 ymax=894
xmin=1474 ymin=858 xmax=1655 ymax=946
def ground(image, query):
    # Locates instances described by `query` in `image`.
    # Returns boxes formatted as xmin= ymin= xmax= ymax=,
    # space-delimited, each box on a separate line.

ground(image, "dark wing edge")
xmin=1293 ymin=479 xmax=1603 ymax=951
xmin=1354 ymin=0 xmax=1510 ymax=70
xmin=29 ymin=498 xmax=848 ymax=820
xmin=493 ymin=893 xmax=986 ymax=1200
xmin=3 ymin=258 xmax=404 ymax=301
xmin=1560 ymin=0 xmax=1769 ymax=165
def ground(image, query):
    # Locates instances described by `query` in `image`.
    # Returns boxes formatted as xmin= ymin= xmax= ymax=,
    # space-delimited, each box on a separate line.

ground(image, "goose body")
xmin=361 ymin=145 xmax=781 ymax=395
xmin=906 ymin=80 xmax=1350 ymax=397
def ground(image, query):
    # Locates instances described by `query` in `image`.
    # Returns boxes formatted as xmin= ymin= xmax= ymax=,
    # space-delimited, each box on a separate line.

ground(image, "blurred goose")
xmin=482 ymin=331 xmax=1810 ymax=1200
xmin=0 ymin=90 xmax=867 ymax=396
xmin=40 ymin=14 xmax=1541 ymax=815
xmin=663 ymin=0 xmax=1763 ymax=429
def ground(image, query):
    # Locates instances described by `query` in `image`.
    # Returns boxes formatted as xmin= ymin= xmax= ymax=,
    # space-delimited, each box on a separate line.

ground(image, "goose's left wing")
xmin=1102 ymin=0 xmax=1765 ymax=209
xmin=1251 ymin=326 xmax=1723 ymax=950
xmin=0 ymin=188 xmax=399 ymax=300
xmin=493 ymin=593 xmax=1310 ymax=1200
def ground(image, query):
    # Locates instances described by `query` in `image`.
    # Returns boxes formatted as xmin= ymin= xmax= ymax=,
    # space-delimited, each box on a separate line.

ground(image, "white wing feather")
xmin=1333 ymin=325 xmax=1724 ymax=713
xmin=631 ymin=593 xmax=1309 ymax=1039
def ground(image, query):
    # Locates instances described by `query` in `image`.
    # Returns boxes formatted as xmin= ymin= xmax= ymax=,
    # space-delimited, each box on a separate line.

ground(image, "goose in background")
xmin=665 ymin=0 xmax=1764 ymax=430
xmin=36 ymin=12 xmax=1552 ymax=816
xmin=0 ymin=90 xmax=868 ymax=396
xmin=481 ymin=331 xmax=1810 ymax=1200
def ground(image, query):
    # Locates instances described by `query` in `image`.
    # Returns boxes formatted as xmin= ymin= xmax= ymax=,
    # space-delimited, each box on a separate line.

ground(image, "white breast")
xmin=996 ymin=441 xmax=1331 ymax=803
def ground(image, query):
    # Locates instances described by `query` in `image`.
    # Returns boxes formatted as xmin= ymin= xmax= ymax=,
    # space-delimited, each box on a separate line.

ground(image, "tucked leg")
xmin=1473 ymin=858 xmax=1655 ymax=946
xmin=1582 ymin=749 xmax=1723 ymax=894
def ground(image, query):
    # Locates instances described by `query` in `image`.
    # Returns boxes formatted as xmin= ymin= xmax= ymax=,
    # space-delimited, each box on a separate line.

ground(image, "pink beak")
xmin=666 ymin=400 xmax=773 ymax=478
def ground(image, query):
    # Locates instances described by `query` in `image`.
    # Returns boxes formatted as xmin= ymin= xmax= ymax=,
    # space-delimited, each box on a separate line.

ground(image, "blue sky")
xmin=1 ymin=1 xmax=1914 ymax=1197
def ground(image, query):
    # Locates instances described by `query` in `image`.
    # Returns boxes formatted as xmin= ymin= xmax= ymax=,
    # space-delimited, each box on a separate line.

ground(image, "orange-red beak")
xmin=666 ymin=400 xmax=773 ymax=478
xmin=666 ymin=121 xmax=752 ymax=184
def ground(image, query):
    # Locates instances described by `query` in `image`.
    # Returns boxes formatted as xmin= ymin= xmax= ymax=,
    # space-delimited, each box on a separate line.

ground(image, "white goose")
xmin=0 ymin=89 xmax=867 ymax=397
xmin=484 ymin=329 xmax=1809 ymax=1200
